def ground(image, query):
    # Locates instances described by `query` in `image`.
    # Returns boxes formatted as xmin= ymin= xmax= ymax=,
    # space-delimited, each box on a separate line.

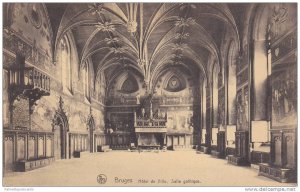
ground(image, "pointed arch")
xmin=52 ymin=97 xmax=69 ymax=159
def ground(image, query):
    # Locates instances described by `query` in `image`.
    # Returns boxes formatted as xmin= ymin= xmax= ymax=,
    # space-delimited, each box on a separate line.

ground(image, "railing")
xmin=135 ymin=117 xmax=167 ymax=127
xmin=159 ymin=96 xmax=194 ymax=105
xmin=134 ymin=112 xmax=167 ymax=134
xmin=106 ymin=96 xmax=137 ymax=105
xmin=9 ymin=67 xmax=50 ymax=92
xmin=134 ymin=110 xmax=167 ymax=127
xmin=106 ymin=96 xmax=198 ymax=106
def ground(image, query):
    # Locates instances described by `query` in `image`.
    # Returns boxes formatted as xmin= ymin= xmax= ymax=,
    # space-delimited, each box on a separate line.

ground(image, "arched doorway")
xmin=52 ymin=96 xmax=69 ymax=159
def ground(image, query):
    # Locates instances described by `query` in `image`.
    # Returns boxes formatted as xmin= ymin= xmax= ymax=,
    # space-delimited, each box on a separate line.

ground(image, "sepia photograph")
xmin=1 ymin=1 xmax=298 ymax=190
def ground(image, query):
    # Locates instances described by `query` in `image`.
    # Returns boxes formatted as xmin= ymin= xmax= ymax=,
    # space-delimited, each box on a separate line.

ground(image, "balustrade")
xmin=106 ymin=96 xmax=197 ymax=106
xmin=8 ymin=64 xmax=50 ymax=114
xmin=9 ymin=67 xmax=50 ymax=92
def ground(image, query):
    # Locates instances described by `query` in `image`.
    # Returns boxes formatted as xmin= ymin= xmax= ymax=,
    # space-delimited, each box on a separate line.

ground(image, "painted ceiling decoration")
xmin=43 ymin=3 xmax=240 ymax=93
xmin=152 ymin=66 xmax=190 ymax=94
xmin=28 ymin=4 xmax=42 ymax=29
xmin=165 ymin=75 xmax=185 ymax=92
xmin=121 ymin=75 xmax=139 ymax=94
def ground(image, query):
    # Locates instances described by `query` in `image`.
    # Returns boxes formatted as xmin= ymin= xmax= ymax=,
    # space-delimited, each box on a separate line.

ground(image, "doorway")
xmin=52 ymin=97 xmax=69 ymax=159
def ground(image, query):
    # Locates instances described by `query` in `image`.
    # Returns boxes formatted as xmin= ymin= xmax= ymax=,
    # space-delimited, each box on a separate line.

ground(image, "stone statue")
xmin=136 ymin=92 xmax=140 ymax=105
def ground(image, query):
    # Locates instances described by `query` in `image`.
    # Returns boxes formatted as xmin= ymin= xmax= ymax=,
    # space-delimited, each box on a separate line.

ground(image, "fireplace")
xmin=136 ymin=133 xmax=166 ymax=148
xmin=134 ymin=111 xmax=167 ymax=149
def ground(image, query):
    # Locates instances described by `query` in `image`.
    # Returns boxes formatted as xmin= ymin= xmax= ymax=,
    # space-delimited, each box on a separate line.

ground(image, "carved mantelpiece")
xmin=134 ymin=106 xmax=167 ymax=148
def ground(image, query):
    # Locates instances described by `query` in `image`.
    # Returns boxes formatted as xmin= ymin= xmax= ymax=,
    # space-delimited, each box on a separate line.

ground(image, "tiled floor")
xmin=3 ymin=151 xmax=297 ymax=187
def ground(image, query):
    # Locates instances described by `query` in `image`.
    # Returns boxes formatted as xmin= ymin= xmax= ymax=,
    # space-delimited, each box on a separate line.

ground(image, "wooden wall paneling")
xmin=52 ymin=134 xmax=54 ymax=157
xmin=28 ymin=135 xmax=35 ymax=159
xmin=271 ymin=132 xmax=282 ymax=167
xmin=4 ymin=135 xmax=14 ymax=171
xmin=4 ymin=130 xmax=54 ymax=172
xmin=38 ymin=135 xmax=44 ymax=158
xmin=186 ymin=135 xmax=191 ymax=146
xmin=43 ymin=134 xmax=46 ymax=157
xmin=17 ymin=134 xmax=26 ymax=161
xmin=46 ymin=135 xmax=52 ymax=157
xmin=284 ymin=132 xmax=295 ymax=168
xmin=80 ymin=135 xmax=82 ymax=151
xmin=93 ymin=135 xmax=96 ymax=151
xmin=179 ymin=136 xmax=184 ymax=145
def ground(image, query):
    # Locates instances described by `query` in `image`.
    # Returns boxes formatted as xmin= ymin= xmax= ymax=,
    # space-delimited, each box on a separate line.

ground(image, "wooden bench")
xmin=15 ymin=157 xmax=55 ymax=172
xmin=172 ymin=145 xmax=193 ymax=151
xmin=111 ymin=145 xmax=129 ymax=150
xmin=97 ymin=145 xmax=111 ymax=152
xmin=73 ymin=151 xmax=90 ymax=158
xmin=199 ymin=146 xmax=210 ymax=154
xmin=73 ymin=151 xmax=81 ymax=158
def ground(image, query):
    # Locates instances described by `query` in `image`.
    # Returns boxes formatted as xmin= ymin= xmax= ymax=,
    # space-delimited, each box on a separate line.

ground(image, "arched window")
xmin=60 ymin=36 xmax=72 ymax=94
xmin=201 ymin=80 xmax=207 ymax=144
xmin=84 ymin=61 xmax=90 ymax=101
xmin=212 ymin=63 xmax=219 ymax=127
xmin=227 ymin=41 xmax=237 ymax=125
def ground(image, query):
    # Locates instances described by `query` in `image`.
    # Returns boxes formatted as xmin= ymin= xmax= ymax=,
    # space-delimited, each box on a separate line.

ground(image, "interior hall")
xmin=2 ymin=3 xmax=297 ymax=186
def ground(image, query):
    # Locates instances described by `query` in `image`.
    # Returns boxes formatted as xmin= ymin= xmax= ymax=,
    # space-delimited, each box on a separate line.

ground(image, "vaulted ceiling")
xmin=45 ymin=3 xmax=241 ymax=88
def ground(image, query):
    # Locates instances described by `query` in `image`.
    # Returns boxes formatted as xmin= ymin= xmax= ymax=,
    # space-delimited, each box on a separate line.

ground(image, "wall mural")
xmin=166 ymin=110 xmax=194 ymax=133
xmin=28 ymin=4 xmax=42 ymax=29
xmin=3 ymin=70 xmax=10 ymax=127
xmin=31 ymin=93 xmax=105 ymax=132
xmin=120 ymin=76 xmax=139 ymax=94
xmin=3 ymin=29 xmax=51 ymax=71
xmin=236 ymin=88 xmax=249 ymax=131
xmin=10 ymin=3 xmax=52 ymax=59
xmin=218 ymin=87 xmax=225 ymax=127
xmin=272 ymin=67 xmax=297 ymax=128
xmin=237 ymin=44 xmax=249 ymax=72
xmin=106 ymin=72 xmax=145 ymax=105
xmin=268 ymin=4 xmax=296 ymax=41
xmin=2 ymin=20 xmax=106 ymax=133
